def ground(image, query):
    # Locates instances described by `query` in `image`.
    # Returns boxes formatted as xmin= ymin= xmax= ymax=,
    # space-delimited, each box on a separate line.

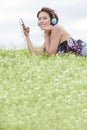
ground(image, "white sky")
xmin=0 ymin=0 xmax=87 ymax=49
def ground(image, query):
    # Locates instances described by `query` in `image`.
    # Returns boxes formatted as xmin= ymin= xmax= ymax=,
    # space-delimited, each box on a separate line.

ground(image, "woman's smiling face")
xmin=38 ymin=11 xmax=51 ymax=30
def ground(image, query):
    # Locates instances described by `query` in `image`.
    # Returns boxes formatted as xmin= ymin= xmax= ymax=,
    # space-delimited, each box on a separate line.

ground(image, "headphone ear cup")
xmin=51 ymin=17 xmax=57 ymax=25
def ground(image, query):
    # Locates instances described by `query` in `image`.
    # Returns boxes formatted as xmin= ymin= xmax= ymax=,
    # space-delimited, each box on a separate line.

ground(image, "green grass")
xmin=0 ymin=49 xmax=87 ymax=130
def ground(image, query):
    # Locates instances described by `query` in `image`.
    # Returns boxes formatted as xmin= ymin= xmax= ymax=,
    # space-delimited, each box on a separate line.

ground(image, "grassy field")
xmin=0 ymin=49 xmax=87 ymax=130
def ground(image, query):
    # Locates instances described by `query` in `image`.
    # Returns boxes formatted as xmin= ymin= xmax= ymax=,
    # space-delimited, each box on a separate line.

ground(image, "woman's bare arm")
xmin=45 ymin=26 xmax=62 ymax=55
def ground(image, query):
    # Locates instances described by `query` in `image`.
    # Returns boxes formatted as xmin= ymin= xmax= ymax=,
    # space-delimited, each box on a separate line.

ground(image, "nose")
xmin=39 ymin=18 xmax=44 ymax=23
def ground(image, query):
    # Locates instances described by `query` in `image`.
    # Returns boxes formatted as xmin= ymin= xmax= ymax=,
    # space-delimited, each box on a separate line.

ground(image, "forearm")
xmin=25 ymin=36 xmax=37 ymax=54
xmin=45 ymin=36 xmax=50 ymax=53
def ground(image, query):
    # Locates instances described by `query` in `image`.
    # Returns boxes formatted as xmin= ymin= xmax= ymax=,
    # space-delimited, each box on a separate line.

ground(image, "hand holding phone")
xmin=19 ymin=18 xmax=30 ymax=36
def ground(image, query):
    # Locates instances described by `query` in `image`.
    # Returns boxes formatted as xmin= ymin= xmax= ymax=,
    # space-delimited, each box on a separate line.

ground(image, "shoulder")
xmin=52 ymin=24 xmax=65 ymax=32
xmin=53 ymin=24 xmax=70 ymax=36
xmin=51 ymin=25 xmax=64 ymax=36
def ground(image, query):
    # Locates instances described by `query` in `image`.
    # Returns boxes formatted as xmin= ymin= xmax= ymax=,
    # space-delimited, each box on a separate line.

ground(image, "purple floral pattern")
xmin=67 ymin=38 xmax=83 ymax=55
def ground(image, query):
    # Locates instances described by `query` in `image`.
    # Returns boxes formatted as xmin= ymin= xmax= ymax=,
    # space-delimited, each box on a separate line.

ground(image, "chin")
xmin=40 ymin=28 xmax=45 ymax=30
xmin=40 ymin=27 xmax=45 ymax=30
xmin=41 ymin=28 xmax=45 ymax=30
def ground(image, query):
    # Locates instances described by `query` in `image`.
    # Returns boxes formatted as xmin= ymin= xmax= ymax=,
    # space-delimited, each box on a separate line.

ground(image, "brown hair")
xmin=37 ymin=7 xmax=59 ymax=24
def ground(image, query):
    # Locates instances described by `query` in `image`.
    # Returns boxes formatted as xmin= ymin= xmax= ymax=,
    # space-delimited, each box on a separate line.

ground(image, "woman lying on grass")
xmin=21 ymin=7 xmax=87 ymax=56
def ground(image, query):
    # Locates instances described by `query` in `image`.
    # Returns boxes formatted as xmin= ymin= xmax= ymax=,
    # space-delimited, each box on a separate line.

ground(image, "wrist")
xmin=44 ymin=31 xmax=51 ymax=37
xmin=44 ymin=34 xmax=49 ymax=39
xmin=25 ymin=35 xmax=29 ymax=39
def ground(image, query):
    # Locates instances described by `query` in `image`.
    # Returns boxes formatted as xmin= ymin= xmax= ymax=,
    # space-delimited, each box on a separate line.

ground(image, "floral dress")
xmin=57 ymin=37 xmax=87 ymax=56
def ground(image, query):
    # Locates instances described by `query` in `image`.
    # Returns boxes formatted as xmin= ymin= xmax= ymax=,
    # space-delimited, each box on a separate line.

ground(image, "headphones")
xmin=51 ymin=17 xmax=57 ymax=25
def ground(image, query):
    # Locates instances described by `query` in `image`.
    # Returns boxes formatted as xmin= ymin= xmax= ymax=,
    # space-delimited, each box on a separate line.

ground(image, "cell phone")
xmin=19 ymin=18 xmax=24 ymax=25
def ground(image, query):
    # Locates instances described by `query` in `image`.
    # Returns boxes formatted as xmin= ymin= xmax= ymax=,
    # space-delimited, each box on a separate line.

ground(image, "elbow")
xmin=47 ymin=50 xmax=56 ymax=55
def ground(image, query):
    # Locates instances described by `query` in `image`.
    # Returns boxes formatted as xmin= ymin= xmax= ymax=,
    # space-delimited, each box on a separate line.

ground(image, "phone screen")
xmin=19 ymin=18 xmax=24 ymax=25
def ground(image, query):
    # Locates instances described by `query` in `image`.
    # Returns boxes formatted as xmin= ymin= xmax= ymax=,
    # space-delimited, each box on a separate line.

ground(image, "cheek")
xmin=44 ymin=18 xmax=51 ymax=24
xmin=46 ymin=20 xmax=51 ymax=25
xmin=48 ymin=19 xmax=51 ymax=25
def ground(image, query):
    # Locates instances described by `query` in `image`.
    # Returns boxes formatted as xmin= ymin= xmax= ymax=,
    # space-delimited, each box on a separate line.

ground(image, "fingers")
xmin=22 ymin=23 xmax=26 ymax=29
xmin=21 ymin=23 xmax=29 ymax=29
xmin=22 ymin=25 xmax=30 ymax=36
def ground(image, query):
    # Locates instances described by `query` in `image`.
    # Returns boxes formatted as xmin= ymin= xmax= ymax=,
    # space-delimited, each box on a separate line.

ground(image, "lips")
xmin=40 ymin=24 xmax=45 ymax=27
xmin=39 ymin=23 xmax=47 ymax=30
xmin=39 ymin=23 xmax=46 ymax=26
